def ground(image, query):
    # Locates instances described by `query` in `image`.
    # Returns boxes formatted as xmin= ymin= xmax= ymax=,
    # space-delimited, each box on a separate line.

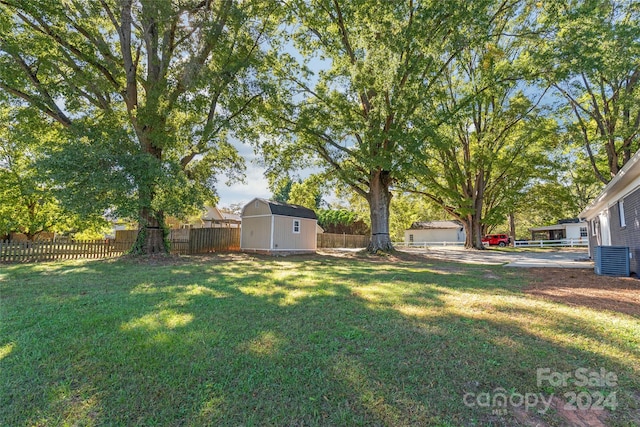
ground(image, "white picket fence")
xmin=395 ymin=239 xmax=588 ymax=249
xmin=394 ymin=241 xmax=466 ymax=248
xmin=514 ymin=239 xmax=588 ymax=248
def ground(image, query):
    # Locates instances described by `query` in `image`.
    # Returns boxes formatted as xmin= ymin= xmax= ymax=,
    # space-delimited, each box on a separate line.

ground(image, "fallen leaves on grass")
xmin=524 ymin=268 xmax=640 ymax=317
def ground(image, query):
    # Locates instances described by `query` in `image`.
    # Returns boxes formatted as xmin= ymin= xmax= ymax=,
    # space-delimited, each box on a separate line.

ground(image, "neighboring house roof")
xmin=530 ymin=219 xmax=586 ymax=232
xmin=408 ymin=220 xmax=462 ymax=230
xmin=220 ymin=211 xmax=241 ymax=222
xmin=580 ymin=149 xmax=640 ymax=220
xmin=529 ymin=224 xmax=566 ymax=232
xmin=253 ymin=198 xmax=318 ymax=219
xmin=203 ymin=206 xmax=241 ymax=222
xmin=529 ymin=222 xmax=585 ymax=232
xmin=557 ymin=218 xmax=581 ymax=224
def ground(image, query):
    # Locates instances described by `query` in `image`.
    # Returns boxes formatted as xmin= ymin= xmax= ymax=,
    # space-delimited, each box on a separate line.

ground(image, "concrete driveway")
xmin=400 ymin=247 xmax=593 ymax=268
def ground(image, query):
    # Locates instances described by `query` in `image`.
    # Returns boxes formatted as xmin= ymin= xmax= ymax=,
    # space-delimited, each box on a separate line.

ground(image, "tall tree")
xmin=287 ymin=175 xmax=324 ymax=209
xmin=256 ymin=0 xmax=494 ymax=252
xmin=404 ymin=1 xmax=555 ymax=249
xmin=0 ymin=0 xmax=276 ymax=253
xmin=497 ymin=147 xmax=601 ymax=240
xmin=0 ymin=102 xmax=107 ymax=239
xmin=535 ymin=0 xmax=640 ymax=183
xmin=270 ymin=176 xmax=294 ymax=203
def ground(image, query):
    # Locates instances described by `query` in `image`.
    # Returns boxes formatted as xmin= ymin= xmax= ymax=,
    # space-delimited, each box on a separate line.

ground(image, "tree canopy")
xmin=1 ymin=0 xmax=635 ymax=253
xmin=403 ymin=1 xmax=559 ymax=248
xmin=256 ymin=0 xmax=500 ymax=252
xmin=0 ymin=101 xmax=107 ymax=239
xmin=0 ymin=0 xmax=277 ymax=252
xmin=535 ymin=0 xmax=640 ymax=182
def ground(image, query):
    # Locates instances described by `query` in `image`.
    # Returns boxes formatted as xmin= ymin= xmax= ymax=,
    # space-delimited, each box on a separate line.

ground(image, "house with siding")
xmin=579 ymin=149 xmax=640 ymax=275
xmin=529 ymin=219 xmax=588 ymax=241
xmin=405 ymin=220 xmax=465 ymax=244
xmin=241 ymin=198 xmax=318 ymax=254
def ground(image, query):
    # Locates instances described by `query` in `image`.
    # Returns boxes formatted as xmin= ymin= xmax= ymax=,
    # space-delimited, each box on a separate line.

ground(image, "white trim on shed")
xmin=241 ymin=198 xmax=318 ymax=254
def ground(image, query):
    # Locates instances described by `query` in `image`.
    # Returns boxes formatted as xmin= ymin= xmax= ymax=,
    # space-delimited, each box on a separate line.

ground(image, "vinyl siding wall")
xmin=242 ymin=199 xmax=272 ymax=216
xmin=272 ymin=216 xmax=317 ymax=251
xmin=587 ymin=186 xmax=640 ymax=274
xmin=565 ymin=224 xmax=586 ymax=240
xmin=608 ymin=187 xmax=640 ymax=274
xmin=404 ymin=228 xmax=465 ymax=243
xmin=241 ymin=216 xmax=272 ymax=251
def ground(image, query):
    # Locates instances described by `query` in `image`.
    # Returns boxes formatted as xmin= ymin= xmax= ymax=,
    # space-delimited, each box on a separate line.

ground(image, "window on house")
xmin=619 ymin=199 xmax=626 ymax=227
xmin=591 ymin=220 xmax=597 ymax=236
xmin=409 ymin=234 xmax=414 ymax=242
xmin=293 ymin=219 xmax=300 ymax=233
xmin=580 ymin=227 xmax=587 ymax=238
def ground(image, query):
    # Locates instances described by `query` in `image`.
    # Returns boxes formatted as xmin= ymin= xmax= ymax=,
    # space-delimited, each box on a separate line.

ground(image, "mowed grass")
xmin=1 ymin=252 xmax=638 ymax=426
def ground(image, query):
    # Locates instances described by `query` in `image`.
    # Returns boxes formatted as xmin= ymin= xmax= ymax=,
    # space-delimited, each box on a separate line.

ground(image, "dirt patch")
xmin=524 ymin=268 xmax=640 ymax=317
xmin=512 ymin=395 xmax=609 ymax=427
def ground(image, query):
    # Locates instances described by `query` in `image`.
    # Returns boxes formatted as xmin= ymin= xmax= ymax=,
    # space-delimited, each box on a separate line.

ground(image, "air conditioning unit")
xmin=594 ymin=246 xmax=629 ymax=277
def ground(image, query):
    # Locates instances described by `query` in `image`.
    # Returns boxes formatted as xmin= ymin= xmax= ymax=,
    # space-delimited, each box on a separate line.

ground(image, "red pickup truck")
xmin=482 ymin=234 xmax=511 ymax=247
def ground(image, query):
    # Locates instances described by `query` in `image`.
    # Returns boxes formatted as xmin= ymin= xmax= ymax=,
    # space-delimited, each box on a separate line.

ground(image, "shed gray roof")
xmin=261 ymin=199 xmax=317 ymax=219
xmin=408 ymin=220 xmax=462 ymax=230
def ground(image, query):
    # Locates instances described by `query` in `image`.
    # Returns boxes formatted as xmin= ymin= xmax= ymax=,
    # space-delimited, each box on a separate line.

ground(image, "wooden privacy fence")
xmin=0 ymin=228 xmax=241 ymax=263
xmin=0 ymin=239 xmax=127 ymax=263
xmin=317 ymin=233 xmax=369 ymax=248
xmin=188 ymin=227 xmax=240 ymax=253
xmin=2 ymin=229 xmax=368 ymax=262
xmin=115 ymin=228 xmax=241 ymax=255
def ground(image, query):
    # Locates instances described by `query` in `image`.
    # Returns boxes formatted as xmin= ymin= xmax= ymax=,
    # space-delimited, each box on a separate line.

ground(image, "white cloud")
xmin=216 ymin=163 xmax=271 ymax=207
xmin=215 ymin=140 xmax=271 ymax=207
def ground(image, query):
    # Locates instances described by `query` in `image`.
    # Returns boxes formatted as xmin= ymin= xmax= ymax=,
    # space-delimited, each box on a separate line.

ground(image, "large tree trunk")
xmin=462 ymin=212 xmax=485 ymax=249
xmin=509 ymin=212 xmax=516 ymax=247
xmin=131 ymin=204 xmax=167 ymax=254
xmin=463 ymin=174 xmax=485 ymax=249
xmin=367 ymin=170 xmax=394 ymax=253
xmin=130 ymin=148 xmax=169 ymax=255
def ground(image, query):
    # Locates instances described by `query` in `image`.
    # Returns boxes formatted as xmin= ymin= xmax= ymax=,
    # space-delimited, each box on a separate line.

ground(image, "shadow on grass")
xmin=1 ymin=253 xmax=638 ymax=426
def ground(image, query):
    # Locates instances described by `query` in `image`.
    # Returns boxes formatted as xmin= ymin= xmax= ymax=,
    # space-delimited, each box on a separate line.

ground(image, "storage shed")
xmin=405 ymin=220 xmax=465 ymax=244
xmin=241 ymin=198 xmax=318 ymax=254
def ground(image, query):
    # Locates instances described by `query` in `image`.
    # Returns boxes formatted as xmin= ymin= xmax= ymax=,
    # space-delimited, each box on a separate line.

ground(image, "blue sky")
xmin=215 ymin=45 xmax=332 ymax=209
xmin=215 ymin=140 xmax=271 ymax=208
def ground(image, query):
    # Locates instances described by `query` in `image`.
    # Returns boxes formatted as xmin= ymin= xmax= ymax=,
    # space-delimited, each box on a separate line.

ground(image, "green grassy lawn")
xmin=1 ymin=252 xmax=638 ymax=426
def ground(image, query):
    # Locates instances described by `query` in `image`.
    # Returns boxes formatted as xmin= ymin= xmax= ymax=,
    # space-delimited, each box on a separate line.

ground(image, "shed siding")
xmin=404 ymin=228 xmax=465 ymax=243
xmin=242 ymin=199 xmax=271 ymax=217
xmin=241 ymin=216 xmax=272 ymax=250
xmin=272 ymin=216 xmax=316 ymax=251
xmin=608 ymin=186 xmax=640 ymax=274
